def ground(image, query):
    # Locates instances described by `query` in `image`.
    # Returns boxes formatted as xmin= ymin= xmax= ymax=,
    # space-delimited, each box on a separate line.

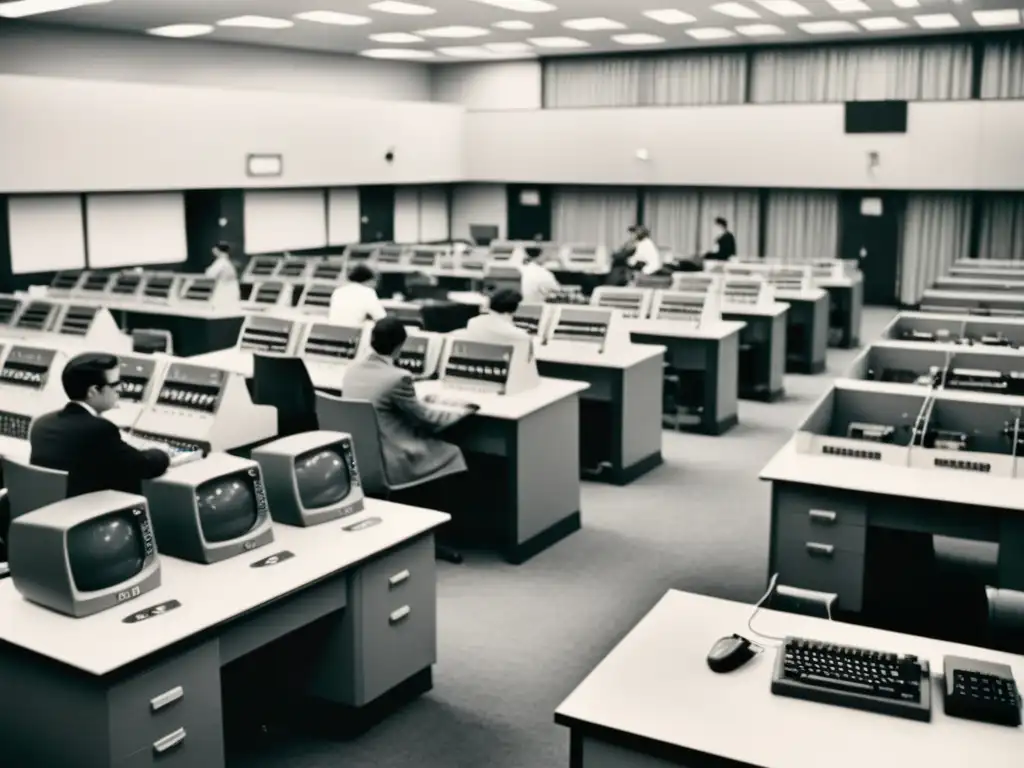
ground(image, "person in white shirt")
xmin=520 ymin=246 xmax=561 ymax=305
xmin=329 ymin=264 xmax=388 ymax=326
xmin=463 ymin=289 xmax=530 ymax=345
xmin=205 ymin=242 xmax=239 ymax=283
xmin=627 ymin=226 xmax=662 ymax=276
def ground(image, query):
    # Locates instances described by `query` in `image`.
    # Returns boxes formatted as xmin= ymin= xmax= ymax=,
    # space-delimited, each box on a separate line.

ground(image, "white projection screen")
xmin=86 ymin=192 xmax=187 ymax=268
xmin=244 ymin=189 xmax=327 ymax=253
xmin=8 ymin=195 xmax=87 ymax=274
xmin=327 ymin=188 xmax=360 ymax=246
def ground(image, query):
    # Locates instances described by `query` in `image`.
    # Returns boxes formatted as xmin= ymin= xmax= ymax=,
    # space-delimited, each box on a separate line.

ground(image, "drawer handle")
xmin=808 ymin=509 xmax=837 ymax=524
xmin=806 ymin=542 xmax=835 ymax=558
xmin=150 ymin=685 xmax=184 ymax=712
xmin=153 ymin=727 xmax=186 ymax=754
xmin=389 ymin=569 xmax=410 ymax=588
xmin=390 ymin=605 xmax=411 ymax=624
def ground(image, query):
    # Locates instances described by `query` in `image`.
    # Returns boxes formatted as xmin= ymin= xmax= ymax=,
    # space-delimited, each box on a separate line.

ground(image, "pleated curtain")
xmin=899 ymin=194 xmax=973 ymax=305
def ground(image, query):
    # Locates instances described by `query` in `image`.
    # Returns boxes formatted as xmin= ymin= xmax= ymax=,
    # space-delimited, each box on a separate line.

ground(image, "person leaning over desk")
xmin=463 ymin=289 xmax=530 ymax=345
xmin=329 ymin=264 xmax=388 ymax=326
xmin=29 ymin=352 xmax=171 ymax=498
xmin=520 ymin=246 xmax=561 ymax=305
xmin=627 ymin=225 xmax=663 ymax=275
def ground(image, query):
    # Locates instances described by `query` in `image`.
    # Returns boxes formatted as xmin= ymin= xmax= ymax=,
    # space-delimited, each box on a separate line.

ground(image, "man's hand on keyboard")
xmin=423 ymin=394 xmax=481 ymax=412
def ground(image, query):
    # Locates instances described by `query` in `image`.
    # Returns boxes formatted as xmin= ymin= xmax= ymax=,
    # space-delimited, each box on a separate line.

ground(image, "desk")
xmin=625 ymin=320 xmax=745 ymax=436
xmin=112 ymin=306 xmax=244 ymax=357
xmin=555 ymin=590 xmax=1024 ymax=768
xmin=416 ymin=378 xmax=587 ymax=564
xmin=819 ymin=276 xmax=863 ymax=349
xmin=773 ymin=288 xmax=830 ymax=374
xmin=536 ymin=345 xmax=665 ymax=485
xmin=0 ymin=501 xmax=448 ymax=767
xmin=719 ymin=303 xmax=789 ymax=402
xmin=760 ymin=440 xmax=1024 ymax=612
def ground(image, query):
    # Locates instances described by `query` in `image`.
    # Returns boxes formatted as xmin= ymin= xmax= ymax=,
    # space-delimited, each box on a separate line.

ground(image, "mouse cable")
xmin=746 ymin=573 xmax=785 ymax=645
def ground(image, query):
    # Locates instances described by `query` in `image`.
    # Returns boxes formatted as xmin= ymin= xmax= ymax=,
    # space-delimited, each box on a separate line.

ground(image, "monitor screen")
xmin=312 ymin=262 xmax=344 ymax=281
xmin=67 ymin=509 xmax=148 ymax=593
xmin=301 ymin=283 xmax=335 ymax=308
xmin=57 ymin=305 xmax=98 ymax=336
xmin=81 ymin=272 xmax=112 ymax=293
xmin=143 ymin=274 xmax=174 ymax=299
xmin=182 ymin=278 xmax=215 ymax=302
xmin=238 ymin=315 xmax=295 ymax=354
xmin=111 ymin=272 xmax=142 ymax=295
xmin=304 ymin=323 xmax=363 ymax=360
xmin=196 ymin=471 xmax=259 ymax=544
xmin=470 ymin=224 xmax=499 ymax=246
xmin=249 ymin=257 xmax=279 ymax=276
xmin=276 ymin=259 xmax=307 ymax=278
xmin=0 ymin=296 xmax=21 ymax=326
xmin=50 ymin=271 xmax=81 ymax=290
xmin=14 ymin=301 xmax=56 ymax=330
xmin=444 ymin=340 xmax=511 ymax=386
xmin=294 ymin=447 xmax=351 ymax=509
xmin=252 ymin=282 xmax=284 ymax=305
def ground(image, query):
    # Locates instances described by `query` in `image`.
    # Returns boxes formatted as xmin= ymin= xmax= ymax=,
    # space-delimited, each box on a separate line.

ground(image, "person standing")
xmin=627 ymin=225 xmax=662 ymax=275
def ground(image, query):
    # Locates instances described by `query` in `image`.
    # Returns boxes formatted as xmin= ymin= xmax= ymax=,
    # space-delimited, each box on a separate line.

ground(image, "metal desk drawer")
xmin=774 ymin=484 xmax=867 ymax=528
xmin=114 ymin=720 xmax=224 ymax=768
xmin=776 ymin=508 xmax=867 ymax=554
xmin=775 ymin=536 xmax=864 ymax=612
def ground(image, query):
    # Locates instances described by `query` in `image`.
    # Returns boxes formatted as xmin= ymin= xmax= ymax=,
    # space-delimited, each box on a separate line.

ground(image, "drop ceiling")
xmin=0 ymin=0 xmax=1020 ymax=61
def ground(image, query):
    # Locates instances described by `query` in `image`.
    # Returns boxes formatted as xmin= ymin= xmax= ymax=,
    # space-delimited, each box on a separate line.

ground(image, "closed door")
xmin=507 ymin=185 xmax=551 ymax=241
xmin=359 ymin=186 xmax=395 ymax=242
xmin=840 ymin=192 xmax=903 ymax=306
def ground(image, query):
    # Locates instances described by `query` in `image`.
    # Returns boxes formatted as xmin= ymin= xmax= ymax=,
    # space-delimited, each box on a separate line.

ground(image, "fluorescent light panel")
xmin=737 ymin=23 xmax=784 ymax=35
xmin=147 ymin=23 xmax=214 ymax=38
xmin=493 ymin=20 xmax=533 ymax=30
xmin=687 ymin=27 xmax=735 ymax=39
xmin=438 ymin=46 xmax=497 ymax=57
xmin=643 ymin=9 xmax=697 ymax=24
xmin=294 ymin=11 xmax=371 ymax=25
xmin=418 ymin=25 xmax=489 ymax=37
xmin=369 ymin=1 xmax=436 ymax=15
xmin=972 ymin=9 xmax=1021 ymax=27
xmin=360 ymin=48 xmax=436 ymax=58
xmin=563 ymin=17 xmax=626 ymax=30
xmin=370 ymin=32 xmax=425 ymax=42
xmin=218 ymin=16 xmax=293 ymax=29
xmin=473 ymin=0 xmax=556 ymax=10
xmin=756 ymin=0 xmax=811 ymax=17
xmin=891 ymin=0 xmax=919 ymax=7
xmin=0 ymin=0 xmax=109 ymax=17
xmin=613 ymin=33 xmax=667 ymax=44
xmin=858 ymin=16 xmax=907 ymax=30
xmin=800 ymin=20 xmax=858 ymax=32
xmin=712 ymin=2 xmax=761 ymax=19
xmin=485 ymin=41 xmax=534 ymax=52
xmin=528 ymin=36 xmax=590 ymax=48
xmin=914 ymin=12 xmax=959 ymax=28
xmin=828 ymin=0 xmax=870 ymax=12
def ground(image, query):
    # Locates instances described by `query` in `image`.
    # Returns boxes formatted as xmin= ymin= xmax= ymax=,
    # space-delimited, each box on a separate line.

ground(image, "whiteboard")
xmin=86 ymin=192 xmax=187 ymax=268
xmin=244 ymin=189 xmax=327 ymax=254
xmin=8 ymin=195 xmax=87 ymax=274
xmin=327 ymin=188 xmax=360 ymax=246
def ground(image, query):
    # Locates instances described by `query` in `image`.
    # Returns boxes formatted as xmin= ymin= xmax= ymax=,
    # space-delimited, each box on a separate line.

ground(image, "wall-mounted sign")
xmin=519 ymin=189 xmax=541 ymax=207
xmin=247 ymin=154 xmax=283 ymax=178
xmin=860 ymin=197 xmax=883 ymax=217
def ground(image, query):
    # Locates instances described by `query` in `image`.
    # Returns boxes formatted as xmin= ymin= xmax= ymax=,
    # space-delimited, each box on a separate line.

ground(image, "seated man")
xmin=463 ymin=289 xmax=530 ymax=344
xmin=520 ymin=246 xmax=561 ymax=304
xmin=30 ymin=352 xmax=172 ymax=498
xmin=342 ymin=318 xmax=471 ymax=563
xmin=329 ymin=264 xmax=388 ymax=326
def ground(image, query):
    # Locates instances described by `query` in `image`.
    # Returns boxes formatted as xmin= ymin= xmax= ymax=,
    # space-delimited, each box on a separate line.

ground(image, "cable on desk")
xmin=744 ymin=573 xmax=834 ymax=645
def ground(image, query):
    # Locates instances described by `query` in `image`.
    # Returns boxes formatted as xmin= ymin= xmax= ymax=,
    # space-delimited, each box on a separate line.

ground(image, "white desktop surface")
xmin=535 ymin=343 xmax=666 ymax=371
xmin=925 ymin=289 xmax=1024 ymax=303
xmin=0 ymin=500 xmax=449 ymax=676
xmin=873 ymin=339 xmax=1024 ymax=357
xmin=760 ymin=438 xmax=1024 ymax=511
xmin=415 ymin=378 xmax=588 ymax=421
xmin=720 ymin=302 xmax=789 ymax=319
xmin=775 ymin=287 xmax=828 ymax=302
xmin=446 ymin=291 xmax=489 ymax=307
xmin=897 ymin=311 xmax=1024 ymax=329
xmin=190 ymin=348 xmax=254 ymax=378
xmin=816 ymin=276 xmax=859 ymax=289
xmin=0 ymin=435 xmax=28 ymax=463
xmin=556 ymin=590 xmax=1024 ymax=768
xmin=624 ymin=319 xmax=746 ymax=341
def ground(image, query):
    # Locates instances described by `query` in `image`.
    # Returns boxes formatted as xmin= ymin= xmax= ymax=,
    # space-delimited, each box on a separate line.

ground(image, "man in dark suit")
xmin=29 ymin=352 xmax=171 ymax=498
xmin=704 ymin=217 xmax=737 ymax=261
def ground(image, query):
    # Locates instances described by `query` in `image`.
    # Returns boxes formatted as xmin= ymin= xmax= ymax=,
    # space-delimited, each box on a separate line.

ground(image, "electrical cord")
xmin=745 ymin=573 xmax=836 ymax=646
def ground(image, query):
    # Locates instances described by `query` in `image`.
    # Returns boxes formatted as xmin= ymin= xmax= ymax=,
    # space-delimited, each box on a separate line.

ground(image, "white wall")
xmin=431 ymin=61 xmax=542 ymax=111
xmin=452 ymin=184 xmax=507 ymax=240
xmin=0 ymin=75 xmax=465 ymax=193
xmin=465 ymin=101 xmax=1024 ymax=191
xmin=0 ymin=23 xmax=431 ymax=101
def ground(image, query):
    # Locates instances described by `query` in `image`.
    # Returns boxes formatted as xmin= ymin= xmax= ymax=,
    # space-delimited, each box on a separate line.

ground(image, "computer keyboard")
xmin=771 ymin=637 xmax=931 ymax=721
xmin=121 ymin=432 xmax=203 ymax=467
xmin=422 ymin=393 xmax=479 ymax=411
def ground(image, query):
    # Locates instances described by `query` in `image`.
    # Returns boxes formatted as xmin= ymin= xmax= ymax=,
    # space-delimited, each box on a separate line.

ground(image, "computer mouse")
xmin=707 ymin=634 xmax=761 ymax=674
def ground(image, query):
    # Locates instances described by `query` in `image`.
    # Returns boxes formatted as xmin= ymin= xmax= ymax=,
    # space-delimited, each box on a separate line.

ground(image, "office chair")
xmin=766 ymin=582 xmax=838 ymax=620
xmin=314 ymin=392 xmax=464 ymax=564
xmin=1 ymin=458 xmax=68 ymax=524
xmin=131 ymin=328 xmax=174 ymax=355
xmin=251 ymin=354 xmax=319 ymax=438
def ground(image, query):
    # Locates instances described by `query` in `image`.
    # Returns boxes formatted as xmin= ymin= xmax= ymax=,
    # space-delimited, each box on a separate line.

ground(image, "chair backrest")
xmin=252 ymin=354 xmax=319 ymax=438
xmin=1 ymin=457 xmax=68 ymax=522
xmin=767 ymin=583 xmax=837 ymax=620
xmin=313 ymin=393 xmax=388 ymax=496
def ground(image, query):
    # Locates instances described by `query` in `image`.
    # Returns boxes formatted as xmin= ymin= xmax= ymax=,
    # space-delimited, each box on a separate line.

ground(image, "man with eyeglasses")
xmin=29 ymin=352 xmax=171 ymax=498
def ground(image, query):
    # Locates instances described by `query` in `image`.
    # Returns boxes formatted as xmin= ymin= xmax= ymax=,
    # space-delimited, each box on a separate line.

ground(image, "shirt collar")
xmin=73 ymin=401 xmax=98 ymax=417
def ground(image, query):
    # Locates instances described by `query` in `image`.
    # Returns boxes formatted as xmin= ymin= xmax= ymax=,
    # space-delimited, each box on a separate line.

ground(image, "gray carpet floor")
xmin=239 ymin=308 xmax=897 ymax=768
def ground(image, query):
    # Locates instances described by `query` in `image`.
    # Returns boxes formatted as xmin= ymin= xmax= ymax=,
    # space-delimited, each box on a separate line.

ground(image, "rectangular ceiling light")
xmin=493 ymin=19 xmax=533 ymax=29
xmin=418 ymin=25 xmax=490 ymax=37
xmin=828 ymin=0 xmax=870 ymax=12
xmin=972 ymin=9 xmax=1021 ymax=27
xmin=643 ymin=9 xmax=697 ymax=24
xmin=859 ymin=16 xmax=907 ymax=30
xmin=0 ymin=0 xmax=110 ymax=18
xmin=370 ymin=32 xmax=425 ymax=42
xmin=914 ymin=12 xmax=959 ymax=28
xmin=473 ymin=0 xmax=556 ymax=10
xmin=295 ymin=11 xmax=371 ymax=25
xmin=736 ymin=23 xmax=784 ymax=35
xmin=484 ymin=41 xmax=534 ymax=52
xmin=370 ymin=1 xmax=437 ymax=14
xmin=687 ymin=26 xmax=736 ymax=39
xmin=218 ymin=15 xmax=294 ymax=29
xmin=800 ymin=19 xmax=858 ymax=32
xmin=613 ymin=33 xmax=668 ymax=44
xmin=712 ymin=2 xmax=761 ymax=18
xmin=529 ymin=36 xmax=590 ymax=47
xmin=891 ymin=0 xmax=919 ymax=7
xmin=437 ymin=46 xmax=498 ymax=58
xmin=757 ymin=0 xmax=811 ymax=17
xmin=147 ymin=23 xmax=214 ymax=38
xmin=563 ymin=17 xmax=626 ymax=30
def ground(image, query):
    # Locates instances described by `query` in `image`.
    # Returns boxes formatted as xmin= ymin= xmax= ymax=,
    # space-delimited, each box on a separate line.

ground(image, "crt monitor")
xmin=8 ymin=490 xmax=161 ymax=618
xmin=252 ymin=430 xmax=365 ymax=527
xmin=470 ymin=224 xmax=500 ymax=247
xmin=142 ymin=453 xmax=274 ymax=564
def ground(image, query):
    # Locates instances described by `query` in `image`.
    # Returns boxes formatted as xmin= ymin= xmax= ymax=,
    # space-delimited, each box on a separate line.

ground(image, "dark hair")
xmin=213 ymin=241 xmax=230 ymax=255
xmin=524 ymin=246 xmax=543 ymax=261
xmin=489 ymin=288 xmax=523 ymax=315
xmin=62 ymin=352 xmax=119 ymax=401
xmin=715 ymin=217 xmax=728 ymax=228
xmin=370 ymin=317 xmax=408 ymax=356
xmin=348 ymin=264 xmax=376 ymax=284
